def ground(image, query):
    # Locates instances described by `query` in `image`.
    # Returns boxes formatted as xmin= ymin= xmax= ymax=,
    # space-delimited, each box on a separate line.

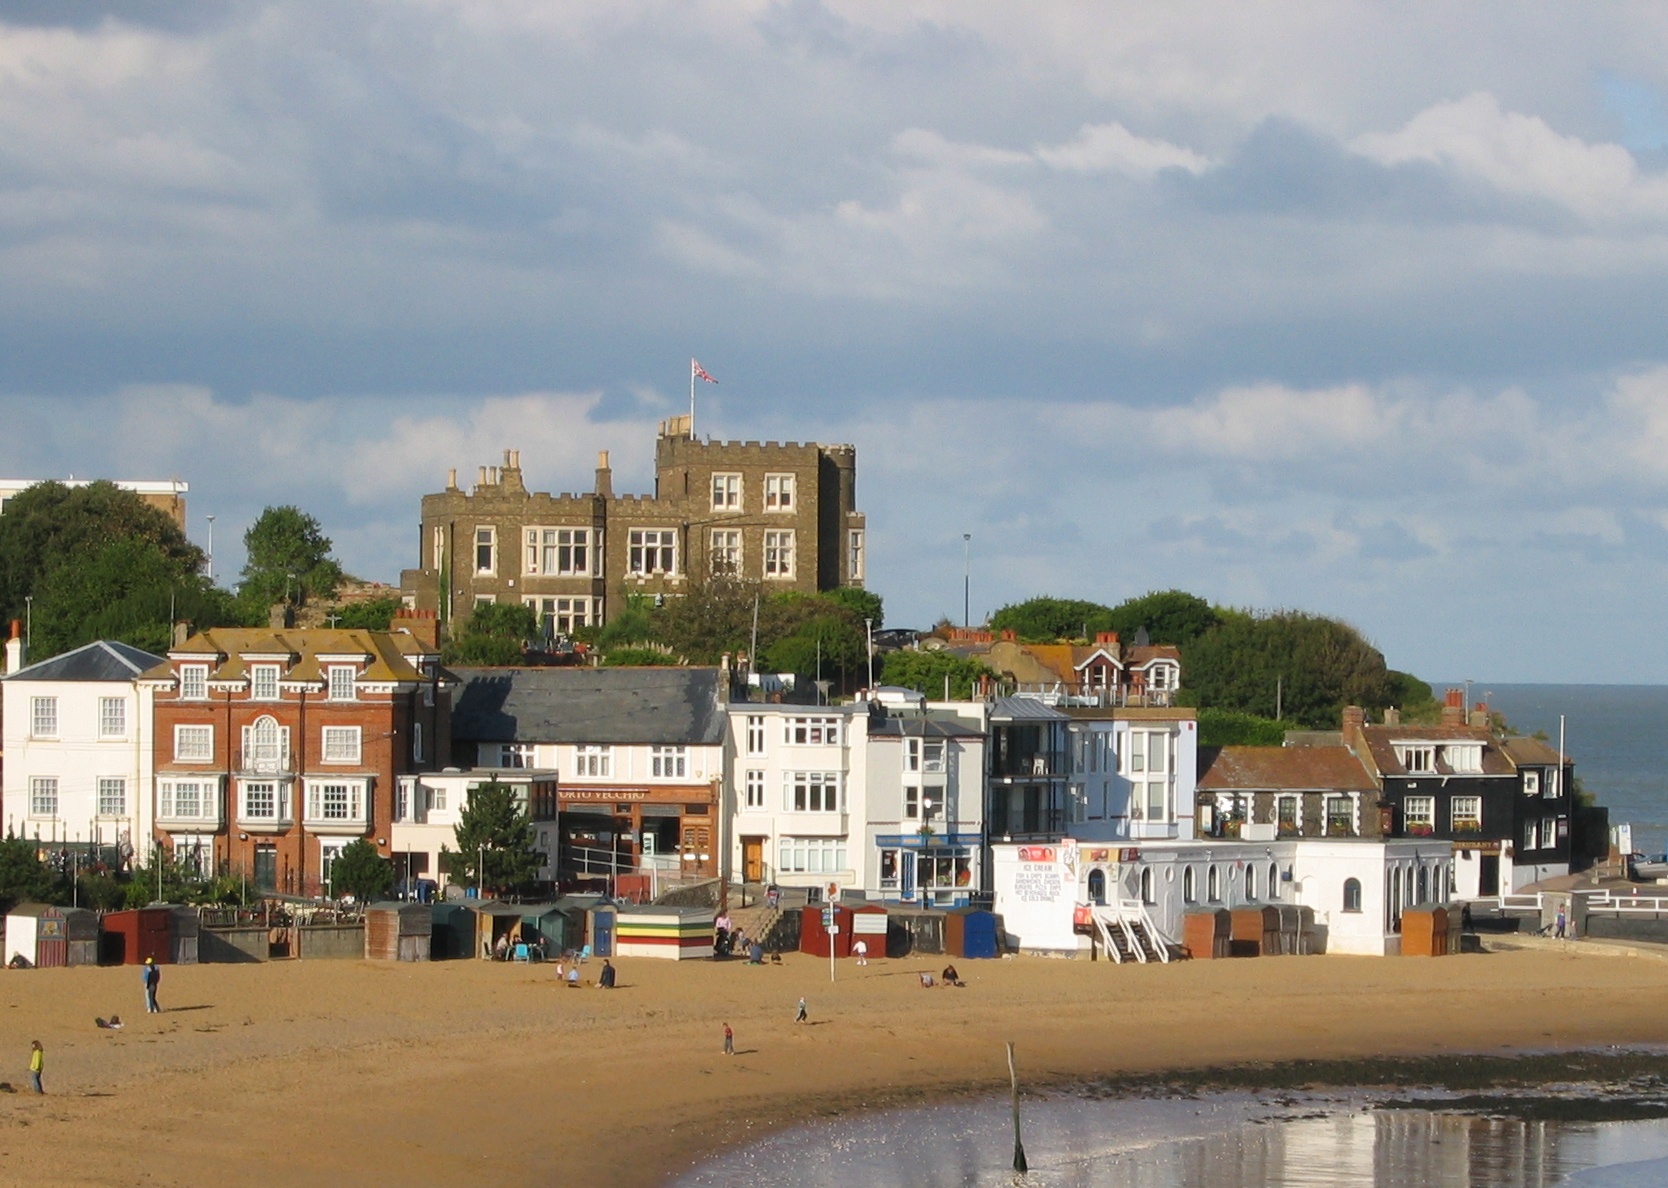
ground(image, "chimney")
xmin=501 ymin=449 xmax=525 ymax=494
xmin=999 ymin=629 xmax=1016 ymax=642
xmin=4 ymin=619 xmax=23 ymax=675
xmin=391 ymin=608 xmax=440 ymax=651
xmin=1469 ymin=701 xmax=1490 ymax=730
xmin=477 ymin=465 xmax=488 ymax=489
xmin=446 ymin=467 xmax=458 ymax=492
xmin=595 ymin=450 xmax=613 ymax=498
xmin=173 ymin=621 xmax=190 ymax=647
xmin=1341 ymin=705 xmax=1365 ymax=746
xmin=269 ymin=603 xmax=294 ymax=630
xmin=1382 ymin=706 xmax=1400 ymax=726
xmin=1094 ymin=631 xmax=1119 ymax=645
xmin=1441 ymin=687 xmax=1465 ymax=726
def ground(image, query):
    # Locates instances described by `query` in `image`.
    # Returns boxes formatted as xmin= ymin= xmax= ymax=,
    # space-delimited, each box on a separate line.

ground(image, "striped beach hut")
xmin=615 ymin=906 xmax=714 ymax=959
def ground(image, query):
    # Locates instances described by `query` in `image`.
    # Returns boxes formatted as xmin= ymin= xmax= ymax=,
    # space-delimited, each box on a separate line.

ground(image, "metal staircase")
xmin=1091 ymin=902 xmax=1176 ymax=964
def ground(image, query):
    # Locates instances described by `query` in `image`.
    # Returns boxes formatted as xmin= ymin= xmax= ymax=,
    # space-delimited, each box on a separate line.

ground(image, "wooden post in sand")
xmin=1006 ymin=1041 xmax=1028 ymax=1173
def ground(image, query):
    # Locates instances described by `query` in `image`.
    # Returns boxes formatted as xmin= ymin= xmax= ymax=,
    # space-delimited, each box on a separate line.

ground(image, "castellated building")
xmin=400 ymin=415 xmax=866 ymax=633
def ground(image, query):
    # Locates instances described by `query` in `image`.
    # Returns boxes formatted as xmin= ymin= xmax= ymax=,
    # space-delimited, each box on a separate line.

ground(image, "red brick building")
xmin=140 ymin=625 xmax=450 ymax=896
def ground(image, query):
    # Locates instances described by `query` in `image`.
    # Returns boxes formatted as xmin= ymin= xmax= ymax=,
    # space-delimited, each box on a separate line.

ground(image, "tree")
xmin=989 ymin=597 xmax=1116 ymax=641
xmin=0 ymin=835 xmax=54 ymax=913
xmin=1181 ymin=610 xmax=1398 ymax=729
xmin=822 ymin=585 xmax=883 ymax=628
xmin=328 ymin=839 xmax=394 ymax=902
xmin=880 ymin=650 xmax=998 ymax=700
xmin=1196 ymin=708 xmax=1295 ymax=747
xmin=335 ymin=596 xmax=402 ymax=631
xmin=763 ymin=613 xmax=866 ymax=684
xmin=1106 ymin=590 xmax=1220 ymax=647
xmin=239 ymin=506 xmax=343 ymax=611
xmin=122 ymin=851 xmax=203 ymax=908
xmin=589 ymin=593 xmax=655 ymax=650
xmin=443 ymin=601 xmax=538 ymax=665
xmin=651 ymin=576 xmax=763 ymax=664
xmin=443 ymin=779 xmax=544 ymax=895
xmin=0 ymin=481 xmax=220 ymax=658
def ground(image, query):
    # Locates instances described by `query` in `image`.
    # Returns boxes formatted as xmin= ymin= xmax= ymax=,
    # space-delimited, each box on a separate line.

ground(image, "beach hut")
xmin=883 ymin=908 xmax=944 ymax=958
xmin=943 ymin=907 xmax=999 ymax=959
xmin=588 ymin=904 xmax=618 ymax=958
xmin=799 ymin=904 xmax=853 ymax=958
xmin=170 ymin=906 xmax=200 ymax=965
xmin=101 ymin=906 xmax=173 ymax=965
xmin=365 ymin=902 xmax=432 ymax=961
xmin=1230 ymin=906 xmax=1282 ymax=957
xmin=1182 ymin=909 xmax=1232 ymax=959
xmin=467 ymin=901 xmax=527 ymax=958
xmin=616 ymin=906 xmax=714 ymax=959
xmin=850 ymin=904 xmax=888 ymax=959
xmin=517 ymin=904 xmax=571 ymax=957
xmin=1401 ymin=905 xmax=1450 ymax=957
xmin=429 ymin=902 xmax=476 ymax=960
xmin=5 ymin=903 xmax=98 ymax=968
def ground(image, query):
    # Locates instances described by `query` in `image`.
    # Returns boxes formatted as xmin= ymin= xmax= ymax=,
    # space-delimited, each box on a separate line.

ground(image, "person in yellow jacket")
xmin=28 ymin=1040 xmax=43 ymax=1094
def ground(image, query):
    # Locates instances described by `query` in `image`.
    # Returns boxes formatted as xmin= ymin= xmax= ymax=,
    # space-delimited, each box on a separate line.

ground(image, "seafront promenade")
xmin=4 ymin=945 xmax=1668 ymax=1186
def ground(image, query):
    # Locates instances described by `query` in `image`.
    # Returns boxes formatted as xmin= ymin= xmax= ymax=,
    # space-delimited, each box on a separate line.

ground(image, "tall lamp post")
xmin=962 ymin=534 xmax=972 ymax=627
xmin=206 ymin=514 xmax=216 ymax=582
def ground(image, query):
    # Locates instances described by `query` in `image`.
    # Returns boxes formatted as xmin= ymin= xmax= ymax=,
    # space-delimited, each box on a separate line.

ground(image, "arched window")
xmin=1207 ymin=865 xmax=1221 ymax=903
xmin=1140 ymin=866 xmax=1154 ymax=905
xmin=1390 ymin=868 xmax=1403 ymax=928
xmin=1416 ymin=865 xmax=1429 ymax=905
xmin=1343 ymin=878 xmax=1362 ymax=912
xmin=1268 ymin=862 xmax=1280 ymax=900
xmin=1245 ymin=864 xmax=1257 ymax=900
xmin=252 ymin=715 xmax=280 ymax=763
xmin=1087 ymin=868 xmax=1106 ymax=906
xmin=1184 ymin=866 xmax=1197 ymax=903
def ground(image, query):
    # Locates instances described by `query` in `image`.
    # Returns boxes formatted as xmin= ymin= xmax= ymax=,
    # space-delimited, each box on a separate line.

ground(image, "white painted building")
xmin=726 ymin=692 xmax=990 ymax=903
xmin=992 ymin=836 xmax=1454 ymax=958
xmin=391 ymin=768 xmax=560 ymax=890
xmin=1063 ymin=707 xmax=1200 ymax=842
xmin=1 ymin=638 xmax=163 ymax=867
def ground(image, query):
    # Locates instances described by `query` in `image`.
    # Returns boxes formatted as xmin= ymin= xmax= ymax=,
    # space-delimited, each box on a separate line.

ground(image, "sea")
xmin=1452 ymin=684 xmax=1668 ymax=857
xmin=677 ymin=1090 xmax=1668 ymax=1187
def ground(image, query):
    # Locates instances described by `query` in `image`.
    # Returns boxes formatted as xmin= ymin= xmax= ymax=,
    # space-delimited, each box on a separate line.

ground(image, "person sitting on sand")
xmin=748 ymin=941 xmax=764 ymax=965
xmin=918 ymin=971 xmax=935 ymax=988
xmin=598 ymin=960 xmax=616 ymax=989
xmin=940 ymin=964 xmax=961 ymax=986
xmin=566 ymin=966 xmax=581 ymax=989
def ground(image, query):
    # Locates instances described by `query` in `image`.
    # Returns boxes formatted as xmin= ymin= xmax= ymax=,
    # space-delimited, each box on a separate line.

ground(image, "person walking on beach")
xmin=723 ymin=1023 xmax=734 ymax=1056
xmin=141 ymin=957 xmax=161 ymax=1013
xmin=852 ymin=939 xmax=868 ymax=966
xmin=794 ymin=997 xmax=808 ymax=1024
xmin=1555 ymin=905 xmax=1567 ymax=940
xmin=28 ymin=1041 xmax=43 ymax=1095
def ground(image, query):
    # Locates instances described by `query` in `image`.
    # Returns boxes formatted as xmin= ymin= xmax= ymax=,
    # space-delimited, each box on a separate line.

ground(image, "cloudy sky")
xmin=6 ymin=3 xmax=1668 ymax=682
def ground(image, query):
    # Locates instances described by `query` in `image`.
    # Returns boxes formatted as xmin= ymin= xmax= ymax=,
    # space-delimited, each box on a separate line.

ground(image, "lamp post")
xmin=206 ymin=514 xmax=215 ymax=582
xmin=962 ymin=534 xmax=972 ymax=627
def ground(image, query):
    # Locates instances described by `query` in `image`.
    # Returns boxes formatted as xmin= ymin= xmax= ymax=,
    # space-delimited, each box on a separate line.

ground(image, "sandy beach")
xmin=2 ymin=946 xmax=1667 ymax=1187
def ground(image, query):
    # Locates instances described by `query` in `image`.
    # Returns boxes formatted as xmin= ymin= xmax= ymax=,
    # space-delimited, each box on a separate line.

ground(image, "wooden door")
xmin=743 ymin=838 xmax=763 ymax=883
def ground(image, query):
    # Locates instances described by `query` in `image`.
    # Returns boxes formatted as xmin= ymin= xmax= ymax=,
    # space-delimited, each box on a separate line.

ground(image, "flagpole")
xmin=689 ymin=358 xmax=696 ymax=437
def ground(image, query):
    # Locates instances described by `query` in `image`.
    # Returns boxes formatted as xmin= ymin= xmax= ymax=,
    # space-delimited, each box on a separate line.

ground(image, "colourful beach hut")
xmin=5 ymin=903 xmax=98 ymax=968
xmin=101 ymin=906 xmax=173 ymax=965
xmin=944 ymin=907 xmax=999 ymax=959
xmin=850 ymin=904 xmax=888 ymax=958
xmin=799 ymin=904 xmax=853 ymax=958
xmin=615 ymin=907 xmax=714 ymax=959
xmin=588 ymin=904 xmax=618 ymax=957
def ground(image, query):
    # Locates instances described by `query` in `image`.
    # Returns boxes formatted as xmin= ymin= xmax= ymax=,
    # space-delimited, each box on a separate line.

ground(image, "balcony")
xmin=238 ymin=749 xmax=293 ymax=777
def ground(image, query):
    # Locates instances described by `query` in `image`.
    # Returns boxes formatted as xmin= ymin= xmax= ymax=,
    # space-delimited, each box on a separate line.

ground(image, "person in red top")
xmin=723 ymin=1023 xmax=734 ymax=1056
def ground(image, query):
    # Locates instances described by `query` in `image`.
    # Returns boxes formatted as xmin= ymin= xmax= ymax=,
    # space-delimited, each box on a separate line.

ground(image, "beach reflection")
xmin=677 ymin=1096 xmax=1668 ymax=1187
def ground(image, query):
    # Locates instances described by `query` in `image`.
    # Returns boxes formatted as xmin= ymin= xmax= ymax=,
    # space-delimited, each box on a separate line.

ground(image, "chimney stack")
xmin=1469 ymin=701 xmax=1490 ymax=730
xmin=4 ymin=619 xmax=23 ymax=675
xmin=1441 ymin=688 xmax=1465 ymax=726
xmin=1341 ymin=704 xmax=1365 ymax=743
xmin=595 ymin=450 xmax=613 ymax=498
xmin=173 ymin=621 xmax=190 ymax=647
xmin=1382 ymin=706 xmax=1400 ymax=726
xmin=446 ymin=467 xmax=458 ymax=491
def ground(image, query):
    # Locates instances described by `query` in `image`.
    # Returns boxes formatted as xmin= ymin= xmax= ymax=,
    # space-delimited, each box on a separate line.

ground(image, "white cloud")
xmin=1034 ymin=121 xmax=1211 ymax=177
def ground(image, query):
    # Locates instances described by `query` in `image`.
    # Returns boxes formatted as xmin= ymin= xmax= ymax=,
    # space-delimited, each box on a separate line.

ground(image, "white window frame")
xmin=98 ymin=696 xmax=127 ymax=739
xmin=97 ymin=776 xmax=126 ymax=817
xmin=744 ymin=769 xmax=765 ymax=810
xmin=29 ymin=776 xmax=58 ymax=818
xmin=1443 ymin=743 xmax=1483 ymax=774
xmin=1404 ymin=795 xmax=1435 ymax=831
xmin=321 ymin=726 xmax=362 ymax=764
xmin=1523 ymin=770 xmax=1541 ymax=796
xmin=711 ymin=472 xmax=742 ymax=512
xmin=651 ymin=745 xmax=688 ymax=779
xmin=474 ymin=525 xmax=496 ymax=575
xmin=250 ymin=664 xmax=280 ymax=701
xmin=785 ymin=771 xmax=842 ymax=813
xmin=527 ymin=596 xmax=592 ymax=637
xmin=30 ymin=696 xmax=57 ymax=738
xmin=777 ymin=836 xmax=847 ymax=875
xmin=628 ymin=528 xmax=678 ymax=576
xmin=432 ymin=525 xmax=445 ymax=571
xmin=574 ymin=744 xmax=612 ymax=778
xmin=745 ymin=715 xmax=766 ymax=757
xmin=159 ymin=779 xmax=215 ymax=822
xmin=175 ymin=724 xmax=214 ymax=762
xmin=710 ymin=529 xmax=742 ymax=576
xmin=848 ymin=529 xmax=864 ymax=580
xmin=1396 ymin=745 xmax=1435 ymax=774
xmin=327 ymin=665 xmax=356 ymax=702
xmin=306 ymin=779 xmax=366 ymax=823
xmin=242 ymin=716 xmax=289 ymax=771
xmin=763 ymin=530 xmax=795 ymax=579
xmin=786 ymin=717 xmax=840 ymax=745
xmin=764 ymin=473 xmax=795 ymax=512
xmin=179 ymin=664 xmax=209 ymax=701
xmin=239 ymin=779 xmax=286 ymax=822
xmin=525 ymin=527 xmax=592 ymax=577
xmin=1451 ymin=795 xmax=1483 ymax=832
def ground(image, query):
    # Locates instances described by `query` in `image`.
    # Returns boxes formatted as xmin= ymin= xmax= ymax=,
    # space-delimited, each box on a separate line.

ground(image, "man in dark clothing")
xmin=142 ymin=958 xmax=161 ymax=1013
xmin=598 ymin=959 xmax=616 ymax=989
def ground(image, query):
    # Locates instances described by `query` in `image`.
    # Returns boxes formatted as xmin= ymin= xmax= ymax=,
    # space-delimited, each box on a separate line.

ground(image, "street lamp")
xmin=206 ymin=515 xmax=216 ymax=582
xmin=962 ymin=534 xmax=972 ymax=627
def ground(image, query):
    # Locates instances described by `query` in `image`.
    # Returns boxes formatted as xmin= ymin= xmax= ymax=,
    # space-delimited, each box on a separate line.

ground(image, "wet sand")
xmin=2 ymin=947 xmax=1667 ymax=1187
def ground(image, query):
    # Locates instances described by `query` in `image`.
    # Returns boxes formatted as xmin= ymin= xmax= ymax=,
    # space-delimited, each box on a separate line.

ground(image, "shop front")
xmin=559 ymin=785 xmax=718 ymax=888
xmin=874 ymin=832 xmax=981 ymax=906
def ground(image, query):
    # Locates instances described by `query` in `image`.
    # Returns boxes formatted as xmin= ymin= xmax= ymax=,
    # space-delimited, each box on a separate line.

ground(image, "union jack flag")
xmin=692 ymin=358 xmax=718 ymax=384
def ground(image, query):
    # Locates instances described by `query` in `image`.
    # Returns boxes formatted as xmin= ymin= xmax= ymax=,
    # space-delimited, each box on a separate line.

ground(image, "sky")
xmin=5 ymin=2 xmax=1668 ymax=683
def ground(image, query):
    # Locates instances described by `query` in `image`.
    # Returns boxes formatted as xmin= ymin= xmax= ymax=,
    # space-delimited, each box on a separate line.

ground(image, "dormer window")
xmin=1395 ymin=745 xmax=1435 ymax=774
xmin=1443 ymin=744 xmax=1483 ymax=774
xmin=328 ymin=665 xmax=356 ymax=702
xmin=251 ymin=664 xmax=280 ymax=700
xmin=180 ymin=664 xmax=209 ymax=701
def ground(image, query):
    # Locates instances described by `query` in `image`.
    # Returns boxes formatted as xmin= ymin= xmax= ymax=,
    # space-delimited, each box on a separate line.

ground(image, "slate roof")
xmin=989 ymin=695 xmax=1070 ymax=722
xmin=1197 ymin=745 xmax=1377 ymax=793
xmin=868 ymin=715 xmax=985 ymax=739
xmin=5 ymin=640 xmax=164 ymax=683
xmin=1354 ymin=724 xmax=1516 ymax=778
xmin=1497 ymin=736 xmax=1565 ymax=768
xmin=450 ymin=666 xmax=727 ymax=746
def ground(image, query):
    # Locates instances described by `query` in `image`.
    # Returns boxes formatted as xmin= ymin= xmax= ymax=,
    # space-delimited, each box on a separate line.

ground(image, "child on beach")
xmin=723 ymin=1023 xmax=734 ymax=1055
xmin=794 ymin=997 xmax=807 ymax=1023
xmin=28 ymin=1041 xmax=42 ymax=1095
